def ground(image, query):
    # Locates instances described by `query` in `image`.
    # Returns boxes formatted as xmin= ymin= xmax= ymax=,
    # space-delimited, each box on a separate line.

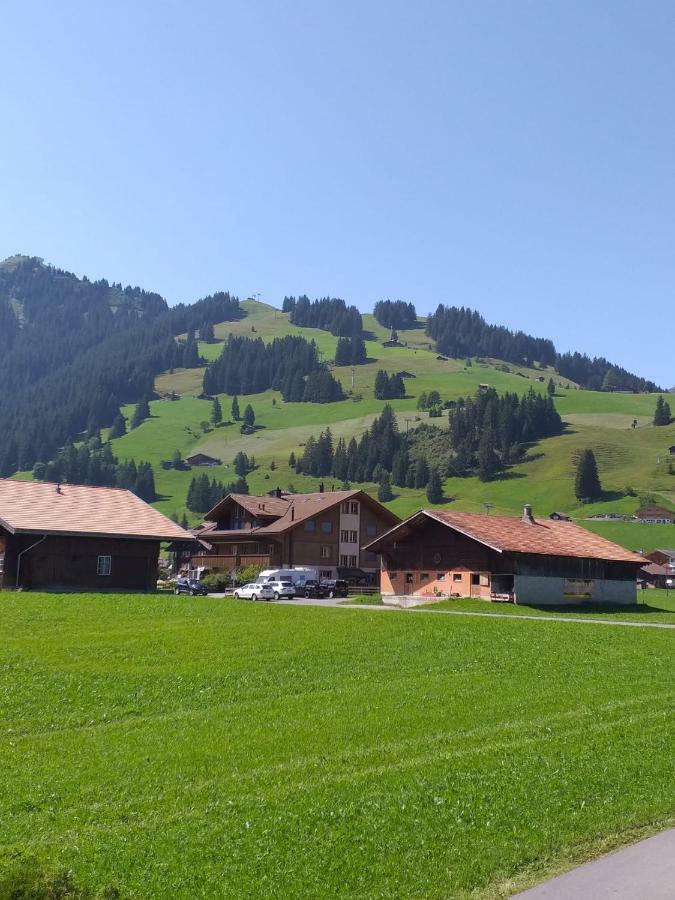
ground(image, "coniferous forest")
xmin=426 ymin=304 xmax=658 ymax=392
xmin=0 ymin=257 xmax=241 ymax=475
xmin=373 ymin=299 xmax=417 ymax=329
xmin=31 ymin=435 xmax=157 ymax=502
xmin=282 ymin=295 xmax=362 ymax=336
xmin=294 ymin=388 xmax=563 ymax=489
xmin=202 ymin=335 xmax=344 ymax=402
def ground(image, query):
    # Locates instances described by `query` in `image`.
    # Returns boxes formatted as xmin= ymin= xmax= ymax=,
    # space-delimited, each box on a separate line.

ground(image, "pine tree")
xmin=477 ymin=425 xmax=499 ymax=482
xmin=426 ymin=468 xmax=443 ymax=503
xmin=654 ymin=395 xmax=672 ymax=426
xmin=231 ymin=395 xmax=240 ymax=421
xmin=211 ymin=396 xmax=222 ymax=425
xmin=547 ymin=378 xmax=556 ymax=397
xmin=575 ymin=448 xmax=602 ymax=500
xmin=109 ymin=413 xmax=127 ymax=439
xmin=130 ymin=397 xmax=150 ymax=430
xmin=414 ymin=457 xmax=430 ymax=488
xmin=288 ymin=451 xmax=296 ymax=469
xmin=243 ymin=404 xmax=255 ymax=427
xmin=377 ymin=471 xmax=394 ymax=502
xmin=234 ymin=451 xmax=250 ymax=477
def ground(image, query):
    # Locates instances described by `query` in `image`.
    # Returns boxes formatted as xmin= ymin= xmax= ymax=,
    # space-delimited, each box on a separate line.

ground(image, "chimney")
xmin=290 ymin=504 xmax=295 ymax=521
xmin=522 ymin=504 xmax=535 ymax=524
xmin=55 ymin=483 xmax=62 ymax=494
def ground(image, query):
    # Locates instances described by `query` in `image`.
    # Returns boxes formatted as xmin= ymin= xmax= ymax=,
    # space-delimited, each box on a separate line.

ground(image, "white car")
xmin=266 ymin=579 xmax=296 ymax=600
xmin=233 ymin=582 xmax=274 ymax=601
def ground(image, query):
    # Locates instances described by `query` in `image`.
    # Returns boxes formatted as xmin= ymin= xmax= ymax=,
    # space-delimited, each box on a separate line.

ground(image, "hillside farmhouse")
xmin=191 ymin=489 xmax=399 ymax=583
xmin=634 ymin=506 xmax=674 ymax=524
xmin=645 ymin=548 xmax=675 ymax=574
xmin=185 ymin=452 xmax=221 ymax=467
xmin=364 ymin=505 xmax=646 ymax=606
xmin=0 ymin=479 xmax=192 ymax=591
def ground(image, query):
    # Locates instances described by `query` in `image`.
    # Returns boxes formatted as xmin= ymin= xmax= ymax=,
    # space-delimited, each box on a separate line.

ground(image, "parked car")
xmin=266 ymin=579 xmax=296 ymax=600
xmin=174 ymin=577 xmax=208 ymax=596
xmin=233 ymin=582 xmax=275 ymax=601
xmin=320 ymin=578 xmax=348 ymax=598
xmin=303 ymin=580 xmax=327 ymax=598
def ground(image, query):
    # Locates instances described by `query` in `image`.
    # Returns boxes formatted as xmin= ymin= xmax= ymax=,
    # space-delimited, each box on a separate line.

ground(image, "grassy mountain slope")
xmin=100 ymin=300 xmax=675 ymax=551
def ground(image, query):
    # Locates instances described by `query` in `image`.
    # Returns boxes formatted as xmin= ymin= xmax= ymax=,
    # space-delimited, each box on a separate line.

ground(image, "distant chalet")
xmin=0 ymin=479 xmax=192 ymax=591
xmin=635 ymin=506 xmax=675 ymax=525
xmin=185 ymin=452 xmax=221 ymax=467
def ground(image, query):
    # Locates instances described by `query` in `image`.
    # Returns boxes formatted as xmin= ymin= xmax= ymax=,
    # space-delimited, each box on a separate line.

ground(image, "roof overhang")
xmin=4 ymin=526 xmax=197 ymax=542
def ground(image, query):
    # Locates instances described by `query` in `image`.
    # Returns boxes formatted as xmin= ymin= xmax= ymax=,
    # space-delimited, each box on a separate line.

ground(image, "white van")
xmin=257 ymin=567 xmax=318 ymax=588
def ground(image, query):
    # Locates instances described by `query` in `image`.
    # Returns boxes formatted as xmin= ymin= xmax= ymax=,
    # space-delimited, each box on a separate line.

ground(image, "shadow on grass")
xmin=493 ymin=470 xmax=527 ymax=481
xmin=522 ymin=602 xmax=671 ymax=617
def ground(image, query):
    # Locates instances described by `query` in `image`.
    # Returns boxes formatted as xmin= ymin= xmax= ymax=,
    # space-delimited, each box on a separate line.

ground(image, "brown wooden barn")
xmin=364 ymin=505 xmax=646 ymax=607
xmin=0 ymin=479 xmax=193 ymax=591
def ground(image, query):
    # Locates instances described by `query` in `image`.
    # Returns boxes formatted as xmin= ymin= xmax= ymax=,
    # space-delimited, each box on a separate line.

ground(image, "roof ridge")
xmin=0 ymin=477 xmax=138 ymax=495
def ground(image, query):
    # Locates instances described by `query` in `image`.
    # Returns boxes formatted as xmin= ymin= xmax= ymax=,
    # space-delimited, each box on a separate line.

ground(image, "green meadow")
xmin=112 ymin=301 xmax=675 ymax=541
xmin=17 ymin=300 xmax=675 ymax=546
xmin=1 ymin=593 xmax=673 ymax=898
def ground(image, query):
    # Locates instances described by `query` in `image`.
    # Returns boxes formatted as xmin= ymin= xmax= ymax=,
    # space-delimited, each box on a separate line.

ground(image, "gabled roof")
xmin=365 ymin=508 xmax=646 ymax=564
xmin=641 ymin=563 xmax=669 ymax=576
xmin=203 ymin=489 xmax=400 ymax=536
xmin=0 ymin=479 xmax=194 ymax=542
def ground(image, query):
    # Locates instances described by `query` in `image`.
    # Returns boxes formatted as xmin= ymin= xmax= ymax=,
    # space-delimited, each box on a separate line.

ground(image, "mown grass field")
xmin=412 ymin=588 xmax=675 ymax=624
xmin=1 ymin=593 xmax=673 ymax=898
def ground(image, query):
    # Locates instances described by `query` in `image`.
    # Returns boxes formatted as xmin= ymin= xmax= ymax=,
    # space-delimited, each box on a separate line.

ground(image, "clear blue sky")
xmin=1 ymin=1 xmax=673 ymax=386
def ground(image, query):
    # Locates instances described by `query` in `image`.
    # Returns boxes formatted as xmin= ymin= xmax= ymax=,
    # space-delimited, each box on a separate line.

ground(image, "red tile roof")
xmin=0 ymin=479 xmax=193 ymax=541
xmin=367 ymin=508 xmax=646 ymax=564
xmin=203 ymin=489 xmax=400 ymax=536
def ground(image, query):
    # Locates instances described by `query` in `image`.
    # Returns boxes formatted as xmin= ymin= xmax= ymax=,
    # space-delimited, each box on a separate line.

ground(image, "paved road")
xmin=272 ymin=597 xmax=675 ymax=629
xmin=514 ymin=828 xmax=675 ymax=898
xmin=208 ymin=594 xmax=674 ymax=628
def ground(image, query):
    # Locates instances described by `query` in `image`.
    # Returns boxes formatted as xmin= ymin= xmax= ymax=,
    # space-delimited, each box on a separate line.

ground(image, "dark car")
xmin=174 ymin=577 xmax=208 ymax=596
xmin=320 ymin=579 xmax=348 ymax=598
xmin=303 ymin=580 xmax=327 ymax=598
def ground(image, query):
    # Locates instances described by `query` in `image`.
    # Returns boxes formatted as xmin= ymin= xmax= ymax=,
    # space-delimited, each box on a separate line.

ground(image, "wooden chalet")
xmin=185 ymin=452 xmax=221 ymax=467
xmin=0 ymin=479 xmax=193 ymax=591
xmin=634 ymin=506 xmax=675 ymax=524
xmin=364 ymin=504 xmax=646 ymax=606
xmin=192 ymin=488 xmax=399 ymax=583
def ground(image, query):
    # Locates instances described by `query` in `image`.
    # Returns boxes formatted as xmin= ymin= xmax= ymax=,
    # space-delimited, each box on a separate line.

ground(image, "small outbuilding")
xmin=364 ymin=505 xmax=646 ymax=606
xmin=0 ymin=479 xmax=193 ymax=591
xmin=185 ymin=452 xmax=222 ymax=467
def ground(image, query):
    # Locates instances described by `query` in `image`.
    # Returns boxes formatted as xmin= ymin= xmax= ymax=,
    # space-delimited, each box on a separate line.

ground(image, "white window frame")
xmin=320 ymin=545 xmax=331 ymax=559
xmin=97 ymin=555 xmax=112 ymax=576
xmin=0 ymin=553 xmax=4 ymax=575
